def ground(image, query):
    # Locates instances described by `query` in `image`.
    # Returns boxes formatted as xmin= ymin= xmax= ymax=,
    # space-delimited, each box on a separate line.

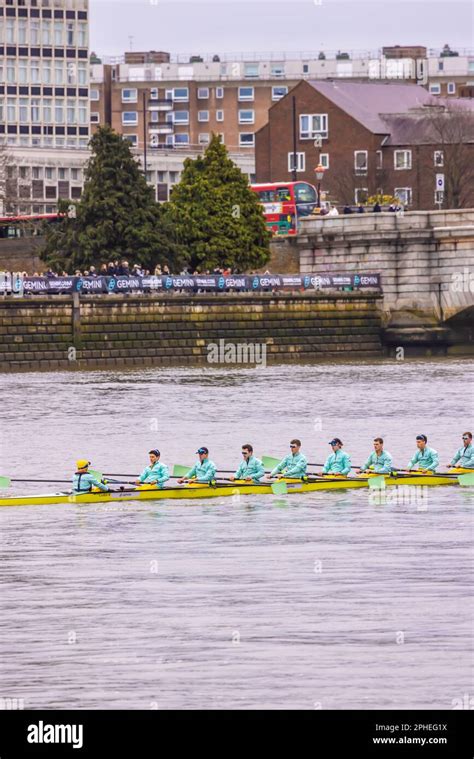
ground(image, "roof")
xmin=381 ymin=99 xmax=474 ymax=144
xmin=307 ymin=80 xmax=433 ymax=133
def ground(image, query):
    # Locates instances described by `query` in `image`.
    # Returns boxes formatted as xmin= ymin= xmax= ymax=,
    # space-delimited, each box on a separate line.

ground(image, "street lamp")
xmin=314 ymin=163 xmax=326 ymax=209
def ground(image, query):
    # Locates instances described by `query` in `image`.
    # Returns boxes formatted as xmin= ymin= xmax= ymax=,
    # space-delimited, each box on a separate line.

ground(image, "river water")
xmin=0 ymin=359 xmax=472 ymax=710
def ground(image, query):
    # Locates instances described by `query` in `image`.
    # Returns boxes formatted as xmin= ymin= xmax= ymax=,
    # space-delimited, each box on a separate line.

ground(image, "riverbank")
xmin=0 ymin=292 xmax=383 ymax=372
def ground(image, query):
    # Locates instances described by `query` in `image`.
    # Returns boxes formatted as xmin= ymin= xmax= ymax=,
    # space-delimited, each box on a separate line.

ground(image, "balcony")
xmin=148 ymin=99 xmax=173 ymax=110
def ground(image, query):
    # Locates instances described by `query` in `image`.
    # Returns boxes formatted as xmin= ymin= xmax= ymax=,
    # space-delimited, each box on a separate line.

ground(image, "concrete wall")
xmin=0 ymin=292 xmax=382 ymax=372
xmin=297 ymin=209 xmax=474 ymax=355
xmin=298 ymin=209 xmax=474 ymax=318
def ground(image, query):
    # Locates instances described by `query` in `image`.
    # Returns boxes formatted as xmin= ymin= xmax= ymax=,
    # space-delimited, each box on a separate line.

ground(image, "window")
xmin=55 ymin=62 xmax=64 ymax=85
xmin=58 ymin=168 xmax=68 ymax=180
xmin=239 ymin=133 xmax=255 ymax=147
xmin=18 ymin=60 xmax=28 ymax=84
xmin=197 ymin=87 xmax=209 ymax=99
xmin=67 ymin=100 xmax=76 ymax=124
xmin=55 ymin=100 xmax=64 ymax=123
xmin=216 ymin=87 xmax=224 ymax=99
xmin=157 ymin=184 xmax=168 ymax=202
xmin=355 ymin=188 xmax=368 ymax=204
xmin=77 ymin=23 xmax=87 ymax=47
xmin=238 ymin=87 xmax=254 ymax=101
xmin=174 ymin=133 xmax=189 ymax=144
xmin=124 ymin=134 xmax=138 ymax=147
xmin=429 ymin=83 xmax=441 ymax=95
xmin=150 ymin=88 xmax=159 ymax=100
xmin=376 ymin=150 xmax=383 ymax=169
xmin=32 ymin=167 xmax=43 ymax=180
xmin=19 ymin=98 xmax=29 ymax=125
xmin=45 ymin=167 xmax=55 ymax=180
xmin=303 ymin=63 xmax=309 ymax=74
xmin=199 ymin=133 xmax=210 ymax=144
xmin=244 ymin=63 xmax=259 ymax=78
xmin=122 ymin=112 xmax=138 ymax=125
xmin=43 ymin=99 xmax=52 ymax=123
xmin=90 ymin=89 xmax=100 ymax=101
xmin=66 ymin=22 xmax=74 ymax=46
xmin=42 ymin=20 xmax=51 ymax=44
xmin=354 ymin=150 xmax=368 ymax=173
xmin=394 ymin=187 xmax=412 ymax=205
xmin=438 ymin=61 xmax=444 ymax=71
xmin=150 ymin=111 xmax=159 ymax=122
xmin=434 ymin=150 xmax=444 ymax=167
xmin=216 ymin=110 xmax=224 ymax=122
xmin=18 ymin=20 xmax=27 ymax=44
xmin=394 ymin=150 xmax=412 ymax=170
xmin=31 ymin=98 xmax=41 ymax=123
xmin=173 ymin=87 xmax=189 ymax=101
xmin=272 ymin=86 xmax=288 ymax=100
xmin=54 ymin=21 xmax=63 ymax=45
xmin=198 ymin=110 xmax=209 ymax=122
xmin=238 ymin=109 xmax=254 ymax=124
xmin=170 ymin=171 xmax=179 ymax=182
xmin=320 ymin=153 xmax=329 ymax=169
xmin=71 ymin=168 xmax=80 ymax=181
xmin=173 ymin=110 xmax=189 ymax=124
xmin=43 ymin=62 xmax=52 ymax=84
xmin=31 ymin=60 xmax=40 ymax=84
xmin=271 ymin=63 xmax=285 ymax=77
xmin=90 ymin=112 xmax=100 ymax=123
xmin=288 ymin=152 xmax=305 ymax=172
xmin=447 ymin=82 xmax=456 ymax=94
xmin=299 ymin=113 xmax=328 ymax=139
xmin=122 ymin=89 xmax=138 ymax=103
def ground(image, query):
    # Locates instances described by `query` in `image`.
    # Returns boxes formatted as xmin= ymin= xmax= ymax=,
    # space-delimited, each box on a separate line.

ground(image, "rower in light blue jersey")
xmin=448 ymin=432 xmax=474 ymax=469
xmin=73 ymin=460 xmax=109 ymax=493
xmin=135 ymin=449 xmax=169 ymax=488
xmin=322 ymin=438 xmax=352 ymax=476
xmin=230 ymin=443 xmax=265 ymax=482
xmin=408 ymin=434 xmax=439 ymax=472
xmin=270 ymin=439 xmax=308 ymax=479
xmin=177 ymin=447 xmax=217 ymax=484
xmin=357 ymin=437 xmax=393 ymax=474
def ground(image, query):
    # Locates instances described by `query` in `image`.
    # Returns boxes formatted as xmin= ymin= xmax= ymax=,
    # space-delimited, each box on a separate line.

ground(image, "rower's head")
xmin=416 ymin=434 xmax=427 ymax=450
xmin=76 ymin=459 xmax=90 ymax=473
xmin=462 ymin=432 xmax=472 ymax=444
xmin=196 ymin=446 xmax=209 ymax=461
xmin=290 ymin=439 xmax=301 ymax=454
xmin=148 ymin=449 xmax=160 ymax=465
xmin=373 ymin=437 xmax=384 ymax=453
xmin=329 ymin=438 xmax=343 ymax=451
xmin=242 ymin=444 xmax=253 ymax=460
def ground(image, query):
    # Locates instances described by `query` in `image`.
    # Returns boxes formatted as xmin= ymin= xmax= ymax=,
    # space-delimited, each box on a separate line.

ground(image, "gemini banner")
xmin=0 ymin=273 xmax=381 ymax=294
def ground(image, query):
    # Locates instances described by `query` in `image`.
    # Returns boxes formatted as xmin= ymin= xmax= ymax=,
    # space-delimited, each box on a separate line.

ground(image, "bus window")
xmin=294 ymin=183 xmax=317 ymax=204
xmin=276 ymin=187 xmax=292 ymax=201
xmin=257 ymin=190 xmax=276 ymax=202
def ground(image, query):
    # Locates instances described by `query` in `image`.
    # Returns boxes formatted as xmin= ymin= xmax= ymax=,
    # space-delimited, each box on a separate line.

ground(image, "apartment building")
xmin=254 ymin=80 xmax=474 ymax=210
xmin=0 ymin=0 xmax=90 ymax=214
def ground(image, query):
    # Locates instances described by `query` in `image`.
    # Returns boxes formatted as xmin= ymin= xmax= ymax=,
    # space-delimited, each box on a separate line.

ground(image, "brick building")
xmin=255 ymin=80 xmax=474 ymax=210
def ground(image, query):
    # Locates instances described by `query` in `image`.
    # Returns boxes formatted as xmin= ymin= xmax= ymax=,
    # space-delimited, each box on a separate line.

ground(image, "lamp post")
xmin=314 ymin=163 xmax=326 ymax=209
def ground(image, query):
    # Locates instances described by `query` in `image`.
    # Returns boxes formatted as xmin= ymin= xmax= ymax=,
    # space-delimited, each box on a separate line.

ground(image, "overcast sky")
xmin=89 ymin=0 xmax=473 ymax=58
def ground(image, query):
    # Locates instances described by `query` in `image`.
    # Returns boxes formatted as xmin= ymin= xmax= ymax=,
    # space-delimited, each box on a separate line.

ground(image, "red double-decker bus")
xmin=251 ymin=181 xmax=318 ymax=236
xmin=0 ymin=213 xmax=63 ymax=239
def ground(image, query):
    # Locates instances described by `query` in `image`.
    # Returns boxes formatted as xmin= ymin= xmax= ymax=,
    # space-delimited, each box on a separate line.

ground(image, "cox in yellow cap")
xmin=76 ymin=459 xmax=90 ymax=470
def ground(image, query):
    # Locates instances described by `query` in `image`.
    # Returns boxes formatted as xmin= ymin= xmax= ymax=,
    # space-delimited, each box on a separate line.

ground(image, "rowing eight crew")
xmin=72 ymin=433 xmax=474 ymax=493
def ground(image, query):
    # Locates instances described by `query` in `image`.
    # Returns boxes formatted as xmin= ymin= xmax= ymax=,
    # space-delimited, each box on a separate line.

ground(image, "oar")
xmin=458 ymin=472 xmax=474 ymax=487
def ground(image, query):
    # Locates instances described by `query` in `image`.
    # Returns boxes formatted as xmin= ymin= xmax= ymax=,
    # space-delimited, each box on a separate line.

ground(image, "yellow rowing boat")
xmin=0 ymin=472 xmax=464 ymax=508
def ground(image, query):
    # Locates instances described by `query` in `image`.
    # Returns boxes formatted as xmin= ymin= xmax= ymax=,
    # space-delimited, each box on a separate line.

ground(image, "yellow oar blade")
xmin=271 ymin=481 xmax=288 ymax=495
xmin=89 ymin=469 xmax=103 ymax=480
xmin=173 ymin=464 xmax=191 ymax=477
xmin=368 ymin=475 xmax=386 ymax=490
xmin=0 ymin=476 xmax=12 ymax=489
xmin=458 ymin=473 xmax=474 ymax=487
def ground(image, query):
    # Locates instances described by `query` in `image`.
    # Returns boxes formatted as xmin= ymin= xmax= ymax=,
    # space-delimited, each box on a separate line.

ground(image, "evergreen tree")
xmin=41 ymin=125 xmax=182 ymax=271
xmin=167 ymin=135 xmax=271 ymax=271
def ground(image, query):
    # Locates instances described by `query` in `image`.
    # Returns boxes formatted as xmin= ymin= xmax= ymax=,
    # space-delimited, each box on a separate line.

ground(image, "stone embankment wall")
xmin=0 ymin=292 xmax=382 ymax=372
